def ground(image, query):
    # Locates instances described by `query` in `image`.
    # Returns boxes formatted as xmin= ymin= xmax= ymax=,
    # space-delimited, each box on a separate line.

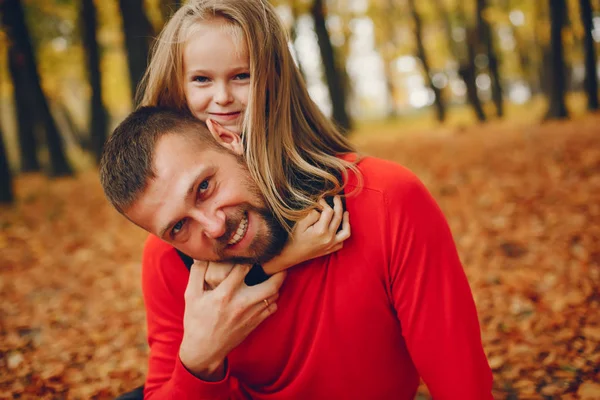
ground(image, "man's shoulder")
xmin=349 ymin=155 xmax=424 ymax=195
xmin=143 ymin=234 xmax=176 ymax=259
xmin=142 ymin=235 xmax=186 ymax=272
xmin=141 ymin=235 xmax=189 ymax=296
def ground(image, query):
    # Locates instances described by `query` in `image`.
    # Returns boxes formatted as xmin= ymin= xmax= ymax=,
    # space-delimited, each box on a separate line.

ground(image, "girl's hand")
xmin=264 ymin=195 xmax=350 ymax=274
xmin=203 ymin=195 xmax=350 ymax=288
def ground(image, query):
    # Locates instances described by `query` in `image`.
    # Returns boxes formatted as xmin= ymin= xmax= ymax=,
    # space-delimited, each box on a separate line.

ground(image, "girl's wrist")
xmin=262 ymin=252 xmax=294 ymax=275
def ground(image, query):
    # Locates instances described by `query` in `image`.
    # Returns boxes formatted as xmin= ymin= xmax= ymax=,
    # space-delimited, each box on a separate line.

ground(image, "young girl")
xmin=138 ymin=0 xmax=357 ymax=280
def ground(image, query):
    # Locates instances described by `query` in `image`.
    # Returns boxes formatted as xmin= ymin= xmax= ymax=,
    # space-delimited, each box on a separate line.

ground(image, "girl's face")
xmin=183 ymin=19 xmax=250 ymax=134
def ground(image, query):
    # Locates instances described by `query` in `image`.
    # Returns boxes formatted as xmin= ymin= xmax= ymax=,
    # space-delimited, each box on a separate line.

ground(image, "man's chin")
xmin=220 ymin=243 xmax=285 ymax=266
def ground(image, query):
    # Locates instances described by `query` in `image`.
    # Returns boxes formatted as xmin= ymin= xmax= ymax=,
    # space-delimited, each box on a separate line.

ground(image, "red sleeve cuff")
xmin=172 ymin=357 xmax=231 ymax=399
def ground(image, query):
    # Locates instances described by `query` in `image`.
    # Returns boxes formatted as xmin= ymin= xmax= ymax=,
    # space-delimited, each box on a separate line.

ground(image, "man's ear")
xmin=206 ymin=119 xmax=243 ymax=155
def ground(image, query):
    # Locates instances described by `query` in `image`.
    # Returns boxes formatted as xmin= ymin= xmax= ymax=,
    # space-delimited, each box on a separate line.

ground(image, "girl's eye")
xmin=234 ymin=73 xmax=250 ymax=80
xmin=193 ymin=76 xmax=210 ymax=83
xmin=172 ymin=219 xmax=186 ymax=237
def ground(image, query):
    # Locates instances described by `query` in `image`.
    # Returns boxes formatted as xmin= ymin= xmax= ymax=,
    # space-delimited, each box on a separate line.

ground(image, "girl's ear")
xmin=206 ymin=119 xmax=244 ymax=155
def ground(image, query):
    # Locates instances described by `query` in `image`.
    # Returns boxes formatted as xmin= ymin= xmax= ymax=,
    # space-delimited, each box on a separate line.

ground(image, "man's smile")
xmin=228 ymin=213 xmax=249 ymax=246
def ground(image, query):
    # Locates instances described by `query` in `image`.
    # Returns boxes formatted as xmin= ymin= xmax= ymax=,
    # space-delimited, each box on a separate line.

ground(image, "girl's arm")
xmin=205 ymin=195 xmax=350 ymax=288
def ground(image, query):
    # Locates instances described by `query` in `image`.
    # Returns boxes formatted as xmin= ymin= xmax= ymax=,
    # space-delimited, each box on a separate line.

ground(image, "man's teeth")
xmin=228 ymin=215 xmax=248 ymax=245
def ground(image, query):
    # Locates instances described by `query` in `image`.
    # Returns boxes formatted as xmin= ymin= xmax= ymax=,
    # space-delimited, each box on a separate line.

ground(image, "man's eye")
xmin=193 ymin=76 xmax=210 ymax=83
xmin=172 ymin=219 xmax=185 ymax=237
xmin=198 ymin=179 xmax=210 ymax=194
xmin=234 ymin=73 xmax=250 ymax=80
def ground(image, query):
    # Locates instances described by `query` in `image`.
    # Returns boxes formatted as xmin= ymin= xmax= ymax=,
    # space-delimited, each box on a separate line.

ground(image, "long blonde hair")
xmin=139 ymin=0 xmax=359 ymax=232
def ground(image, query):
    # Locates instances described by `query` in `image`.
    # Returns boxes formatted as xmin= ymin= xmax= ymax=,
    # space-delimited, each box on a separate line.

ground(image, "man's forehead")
xmin=153 ymin=133 xmax=204 ymax=167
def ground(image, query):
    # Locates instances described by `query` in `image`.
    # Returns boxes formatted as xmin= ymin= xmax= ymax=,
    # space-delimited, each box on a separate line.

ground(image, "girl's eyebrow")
xmin=186 ymin=65 xmax=249 ymax=77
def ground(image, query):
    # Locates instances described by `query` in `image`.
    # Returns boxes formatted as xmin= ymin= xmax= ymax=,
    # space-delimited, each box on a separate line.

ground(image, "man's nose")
xmin=214 ymin=82 xmax=233 ymax=106
xmin=191 ymin=208 xmax=227 ymax=239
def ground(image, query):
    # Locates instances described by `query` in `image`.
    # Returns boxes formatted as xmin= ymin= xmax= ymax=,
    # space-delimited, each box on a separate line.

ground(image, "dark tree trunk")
xmin=546 ymin=0 xmax=569 ymax=119
xmin=451 ymin=2 xmax=487 ymax=122
xmin=0 ymin=0 xmax=73 ymax=176
xmin=477 ymin=0 xmax=504 ymax=117
xmin=408 ymin=0 xmax=445 ymax=122
xmin=580 ymin=0 xmax=599 ymax=110
xmin=119 ymin=0 xmax=154 ymax=104
xmin=160 ymin=0 xmax=182 ymax=25
xmin=311 ymin=0 xmax=352 ymax=133
xmin=0 ymin=125 xmax=14 ymax=204
xmin=81 ymin=0 xmax=108 ymax=163
xmin=8 ymin=48 xmax=40 ymax=172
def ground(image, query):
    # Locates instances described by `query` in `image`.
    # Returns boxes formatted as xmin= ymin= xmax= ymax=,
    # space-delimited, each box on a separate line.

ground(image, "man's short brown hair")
xmin=99 ymin=107 xmax=215 ymax=213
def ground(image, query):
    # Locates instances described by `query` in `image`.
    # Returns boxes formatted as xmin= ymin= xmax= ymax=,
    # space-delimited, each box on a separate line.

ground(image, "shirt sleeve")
xmin=141 ymin=236 xmax=247 ymax=399
xmin=384 ymin=173 xmax=493 ymax=400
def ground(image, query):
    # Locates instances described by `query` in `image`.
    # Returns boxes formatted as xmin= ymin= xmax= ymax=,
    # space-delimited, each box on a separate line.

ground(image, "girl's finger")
xmin=314 ymin=198 xmax=333 ymax=232
xmin=328 ymin=196 xmax=344 ymax=233
xmin=295 ymin=209 xmax=321 ymax=231
xmin=334 ymin=211 xmax=351 ymax=242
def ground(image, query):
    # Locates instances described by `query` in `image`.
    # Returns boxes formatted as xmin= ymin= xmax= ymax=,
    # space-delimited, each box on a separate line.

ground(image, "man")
xmin=100 ymin=107 xmax=493 ymax=399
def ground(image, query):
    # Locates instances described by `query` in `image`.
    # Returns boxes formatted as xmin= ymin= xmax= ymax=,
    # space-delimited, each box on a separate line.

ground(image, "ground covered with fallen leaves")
xmin=1 ymin=116 xmax=599 ymax=399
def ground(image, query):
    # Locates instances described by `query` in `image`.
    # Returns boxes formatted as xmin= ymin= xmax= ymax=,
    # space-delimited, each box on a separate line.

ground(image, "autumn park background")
xmin=1 ymin=0 xmax=599 ymax=399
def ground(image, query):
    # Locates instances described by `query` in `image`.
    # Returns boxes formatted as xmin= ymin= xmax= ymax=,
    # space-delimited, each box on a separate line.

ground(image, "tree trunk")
xmin=451 ymin=1 xmax=487 ymax=122
xmin=119 ymin=0 xmax=153 ymax=105
xmin=0 ymin=0 xmax=73 ymax=176
xmin=381 ymin=0 xmax=398 ymax=118
xmin=8 ymin=47 xmax=40 ymax=172
xmin=579 ymin=0 xmax=599 ymax=110
xmin=408 ymin=0 xmax=445 ymax=122
xmin=0 ymin=125 xmax=14 ymax=204
xmin=160 ymin=0 xmax=182 ymax=26
xmin=477 ymin=0 xmax=504 ymax=117
xmin=546 ymin=0 xmax=569 ymax=119
xmin=311 ymin=0 xmax=352 ymax=132
xmin=81 ymin=0 xmax=108 ymax=163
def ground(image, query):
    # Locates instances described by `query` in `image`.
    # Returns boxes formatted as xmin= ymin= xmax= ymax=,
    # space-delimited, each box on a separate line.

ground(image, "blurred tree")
xmin=0 ymin=59 xmax=13 ymax=204
xmin=476 ymin=0 xmax=504 ymax=117
xmin=160 ymin=0 xmax=183 ymax=25
xmin=375 ymin=0 xmax=400 ymax=118
xmin=0 ymin=124 xmax=13 ymax=204
xmin=81 ymin=0 xmax=108 ymax=163
xmin=546 ymin=0 xmax=569 ymax=119
xmin=408 ymin=0 xmax=446 ymax=122
xmin=454 ymin=1 xmax=487 ymax=122
xmin=1 ymin=0 xmax=73 ymax=176
xmin=119 ymin=0 xmax=154 ymax=104
xmin=502 ymin=0 xmax=536 ymax=92
xmin=289 ymin=0 xmax=308 ymax=82
xmin=579 ymin=0 xmax=599 ymax=110
xmin=536 ymin=2 xmax=554 ymax=98
xmin=8 ymin=49 xmax=40 ymax=172
xmin=311 ymin=0 xmax=351 ymax=132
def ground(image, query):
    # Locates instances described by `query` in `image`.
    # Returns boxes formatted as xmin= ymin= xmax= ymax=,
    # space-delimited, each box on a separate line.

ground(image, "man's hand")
xmin=204 ymin=261 xmax=235 ymax=290
xmin=179 ymin=261 xmax=285 ymax=381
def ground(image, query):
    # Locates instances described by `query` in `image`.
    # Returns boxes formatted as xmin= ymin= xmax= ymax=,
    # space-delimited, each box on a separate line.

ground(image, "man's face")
xmin=125 ymin=128 xmax=287 ymax=264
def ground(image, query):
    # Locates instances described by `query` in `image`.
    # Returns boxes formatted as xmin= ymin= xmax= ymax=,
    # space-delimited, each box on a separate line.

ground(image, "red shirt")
xmin=141 ymin=156 xmax=493 ymax=399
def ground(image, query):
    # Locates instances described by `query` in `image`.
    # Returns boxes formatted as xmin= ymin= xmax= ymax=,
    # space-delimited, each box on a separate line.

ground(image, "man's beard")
xmin=212 ymin=154 xmax=288 ymax=265
xmin=213 ymin=204 xmax=288 ymax=265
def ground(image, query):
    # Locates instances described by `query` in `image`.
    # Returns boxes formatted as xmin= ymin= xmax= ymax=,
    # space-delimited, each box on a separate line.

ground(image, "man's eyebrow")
xmin=157 ymin=171 xmax=203 ymax=239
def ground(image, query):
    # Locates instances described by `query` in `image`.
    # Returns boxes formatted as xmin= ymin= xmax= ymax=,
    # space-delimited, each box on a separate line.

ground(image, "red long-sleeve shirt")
xmin=141 ymin=156 xmax=493 ymax=399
